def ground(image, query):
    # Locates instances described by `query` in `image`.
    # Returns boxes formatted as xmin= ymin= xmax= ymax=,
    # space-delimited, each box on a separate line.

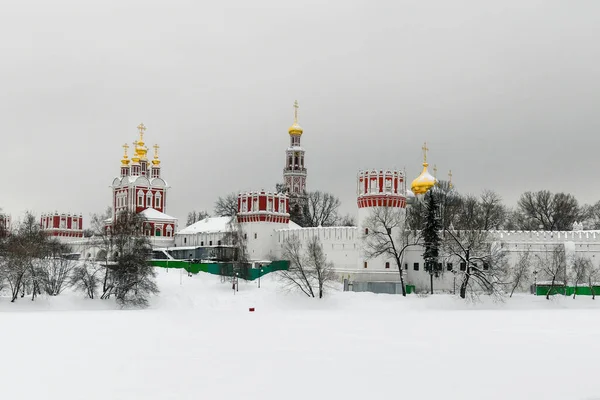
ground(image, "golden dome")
xmin=152 ymin=144 xmax=161 ymax=166
xmin=288 ymin=100 xmax=303 ymax=135
xmin=411 ymin=163 xmax=436 ymax=195
xmin=121 ymin=143 xmax=130 ymax=166
xmin=289 ymin=121 xmax=303 ymax=135
xmin=410 ymin=142 xmax=437 ymax=195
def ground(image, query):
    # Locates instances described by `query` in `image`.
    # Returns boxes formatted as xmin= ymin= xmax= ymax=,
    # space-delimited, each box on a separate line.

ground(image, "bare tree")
xmin=279 ymin=236 xmax=315 ymax=297
xmin=214 ymin=193 xmax=239 ymax=217
xmin=443 ymin=228 xmax=508 ymax=300
xmin=303 ymin=190 xmax=341 ymax=227
xmin=337 ymin=213 xmax=356 ymax=227
xmin=478 ymin=190 xmax=507 ymax=230
xmin=570 ymin=256 xmax=591 ymax=299
xmin=71 ymin=260 xmax=104 ymax=299
xmin=534 ymin=245 xmax=567 ymax=300
xmin=517 ymin=191 xmax=580 ymax=231
xmin=39 ymin=240 xmax=77 ymax=296
xmin=306 ymin=236 xmax=336 ymax=298
xmin=586 ymin=263 xmax=600 ymax=300
xmin=186 ymin=210 xmax=210 ymax=227
xmin=581 ymin=201 xmax=600 ymax=230
xmin=509 ymin=250 xmax=532 ymax=297
xmin=222 ymin=216 xmax=249 ymax=263
xmin=102 ymin=211 xmax=159 ymax=308
xmin=361 ymin=206 xmax=420 ymax=296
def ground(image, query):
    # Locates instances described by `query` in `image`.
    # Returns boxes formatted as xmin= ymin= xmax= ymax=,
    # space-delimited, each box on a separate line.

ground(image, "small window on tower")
xmin=137 ymin=190 xmax=144 ymax=206
xmin=254 ymin=233 xmax=257 ymax=239
xmin=413 ymin=262 xmax=419 ymax=271
xmin=385 ymin=262 xmax=390 ymax=269
xmin=364 ymin=262 xmax=368 ymax=269
xmin=365 ymin=228 xmax=369 ymax=235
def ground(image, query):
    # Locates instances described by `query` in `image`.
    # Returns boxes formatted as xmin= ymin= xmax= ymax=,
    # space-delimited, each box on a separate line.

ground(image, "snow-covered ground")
xmin=1 ymin=269 xmax=600 ymax=400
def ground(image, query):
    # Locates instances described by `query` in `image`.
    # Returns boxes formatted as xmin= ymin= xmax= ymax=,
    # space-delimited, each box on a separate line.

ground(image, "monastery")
xmin=21 ymin=103 xmax=600 ymax=293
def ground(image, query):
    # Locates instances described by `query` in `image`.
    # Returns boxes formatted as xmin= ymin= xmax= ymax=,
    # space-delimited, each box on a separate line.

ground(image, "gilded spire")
xmin=137 ymin=123 xmax=146 ymax=144
xmin=121 ymin=143 xmax=130 ymax=165
xmin=448 ymin=170 xmax=453 ymax=188
xmin=422 ymin=142 xmax=429 ymax=166
xmin=288 ymin=100 xmax=303 ymax=135
xmin=152 ymin=144 xmax=161 ymax=166
xmin=134 ymin=123 xmax=148 ymax=161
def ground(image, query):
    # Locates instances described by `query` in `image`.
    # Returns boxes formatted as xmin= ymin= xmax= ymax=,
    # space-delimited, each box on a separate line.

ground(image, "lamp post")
xmin=236 ymin=272 xmax=239 ymax=292
xmin=258 ymin=268 xmax=263 ymax=288
xmin=533 ymin=270 xmax=538 ymax=295
xmin=452 ymin=270 xmax=457 ymax=295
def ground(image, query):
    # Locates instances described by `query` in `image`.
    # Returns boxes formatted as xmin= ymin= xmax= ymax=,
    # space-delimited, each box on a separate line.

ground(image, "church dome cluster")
xmin=410 ymin=142 xmax=452 ymax=196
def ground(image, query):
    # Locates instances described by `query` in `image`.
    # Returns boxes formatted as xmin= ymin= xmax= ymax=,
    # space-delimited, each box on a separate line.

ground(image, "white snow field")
xmin=2 ymin=269 xmax=600 ymax=400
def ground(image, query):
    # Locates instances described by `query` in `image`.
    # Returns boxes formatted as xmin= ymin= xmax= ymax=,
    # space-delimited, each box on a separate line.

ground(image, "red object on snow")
xmin=249 ymin=308 xmax=255 ymax=312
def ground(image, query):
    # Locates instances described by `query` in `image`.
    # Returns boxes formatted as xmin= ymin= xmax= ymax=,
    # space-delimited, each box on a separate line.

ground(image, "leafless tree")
xmin=101 ymin=211 xmax=159 ymax=308
xmin=586 ymin=263 xmax=600 ymax=300
xmin=570 ymin=256 xmax=591 ymax=299
xmin=186 ymin=210 xmax=210 ymax=226
xmin=581 ymin=201 xmax=600 ymax=230
xmin=361 ymin=206 xmax=420 ymax=296
xmin=478 ymin=190 xmax=507 ymax=230
xmin=303 ymin=190 xmax=341 ymax=227
xmin=443 ymin=228 xmax=508 ymax=300
xmin=222 ymin=216 xmax=249 ymax=263
xmin=280 ymin=237 xmax=315 ymax=297
xmin=279 ymin=236 xmax=336 ymax=298
xmin=509 ymin=250 xmax=532 ymax=297
xmin=337 ymin=213 xmax=356 ymax=227
xmin=39 ymin=240 xmax=77 ymax=296
xmin=214 ymin=193 xmax=239 ymax=217
xmin=306 ymin=236 xmax=336 ymax=298
xmin=517 ymin=191 xmax=580 ymax=231
xmin=71 ymin=259 xmax=104 ymax=299
xmin=534 ymin=245 xmax=567 ymax=300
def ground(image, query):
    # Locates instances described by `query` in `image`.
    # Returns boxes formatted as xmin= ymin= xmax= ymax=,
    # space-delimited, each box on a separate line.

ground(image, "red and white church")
xmin=109 ymin=123 xmax=177 ymax=240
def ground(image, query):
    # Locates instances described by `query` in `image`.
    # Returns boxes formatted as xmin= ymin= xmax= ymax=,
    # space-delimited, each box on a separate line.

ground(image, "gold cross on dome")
xmin=153 ymin=144 xmax=160 ymax=158
xmin=137 ymin=123 xmax=146 ymax=141
xmin=293 ymin=100 xmax=299 ymax=122
xmin=433 ymin=165 xmax=437 ymax=178
xmin=422 ymin=142 xmax=429 ymax=163
xmin=448 ymin=170 xmax=453 ymax=187
xmin=122 ymin=143 xmax=129 ymax=156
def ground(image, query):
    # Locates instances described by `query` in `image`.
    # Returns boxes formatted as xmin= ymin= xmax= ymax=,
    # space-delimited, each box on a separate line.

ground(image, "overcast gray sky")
xmin=2 ymin=0 xmax=599 ymax=226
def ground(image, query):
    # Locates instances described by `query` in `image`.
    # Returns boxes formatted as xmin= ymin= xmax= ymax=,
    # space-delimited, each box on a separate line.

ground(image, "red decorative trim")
xmin=237 ymin=214 xmax=290 ymax=224
xmin=357 ymin=195 xmax=406 ymax=209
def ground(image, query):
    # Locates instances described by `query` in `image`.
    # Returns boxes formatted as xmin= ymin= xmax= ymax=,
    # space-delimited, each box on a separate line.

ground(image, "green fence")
xmin=150 ymin=259 xmax=289 ymax=281
xmin=535 ymin=285 xmax=600 ymax=296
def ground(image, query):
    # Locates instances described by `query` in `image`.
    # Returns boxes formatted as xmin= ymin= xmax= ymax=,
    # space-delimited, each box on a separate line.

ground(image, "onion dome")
xmin=121 ymin=143 xmax=130 ymax=165
xmin=152 ymin=144 xmax=161 ymax=166
xmin=410 ymin=142 xmax=437 ymax=195
xmin=135 ymin=123 xmax=148 ymax=161
xmin=288 ymin=100 xmax=303 ymax=135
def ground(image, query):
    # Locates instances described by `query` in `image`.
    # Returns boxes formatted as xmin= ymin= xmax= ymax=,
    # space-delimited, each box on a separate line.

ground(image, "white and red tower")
xmin=40 ymin=212 xmax=83 ymax=238
xmin=283 ymin=101 xmax=307 ymax=207
xmin=357 ymin=169 xmax=407 ymax=271
xmin=237 ymin=190 xmax=290 ymax=260
xmin=111 ymin=123 xmax=177 ymax=237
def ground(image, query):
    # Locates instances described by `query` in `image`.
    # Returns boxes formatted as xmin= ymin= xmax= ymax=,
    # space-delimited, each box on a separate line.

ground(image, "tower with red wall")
xmin=237 ymin=190 xmax=290 ymax=260
xmin=40 ymin=212 xmax=83 ymax=238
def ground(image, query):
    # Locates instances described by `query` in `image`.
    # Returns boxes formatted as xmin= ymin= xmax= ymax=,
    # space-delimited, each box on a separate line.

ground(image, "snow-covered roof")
xmin=140 ymin=208 xmax=178 ymax=222
xmin=177 ymin=216 xmax=302 ymax=235
xmin=178 ymin=217 xmax=232 ymax=234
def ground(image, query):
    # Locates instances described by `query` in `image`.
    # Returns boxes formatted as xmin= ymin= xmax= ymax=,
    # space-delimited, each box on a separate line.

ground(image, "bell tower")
xmin=283 ymin=101 xmax=307 ymax=219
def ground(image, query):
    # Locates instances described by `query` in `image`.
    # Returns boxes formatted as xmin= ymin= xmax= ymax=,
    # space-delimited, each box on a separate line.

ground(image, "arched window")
xmin=166 ymin=225 xmax=173 ymax=237
xmin=146 ymin=191 xmax=153 ymax=208
xmin=137 ymin=190 xmax=144 ymax=206
xmin=155 ymin=192 xmax=162 ymax=209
